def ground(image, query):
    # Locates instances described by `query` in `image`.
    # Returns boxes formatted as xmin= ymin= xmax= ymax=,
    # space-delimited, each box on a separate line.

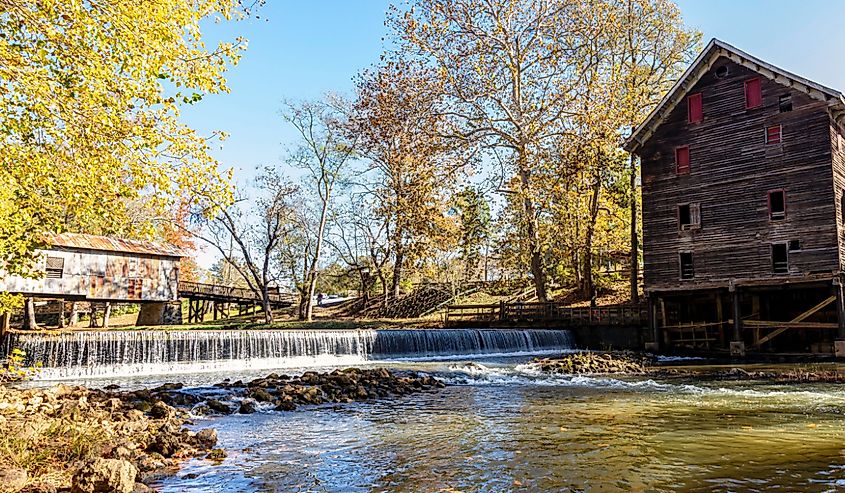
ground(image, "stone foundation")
xmin=137 ymin=301 xmax=182 ymax=326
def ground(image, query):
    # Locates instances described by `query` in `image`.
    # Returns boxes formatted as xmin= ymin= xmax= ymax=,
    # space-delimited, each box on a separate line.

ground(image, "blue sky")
xmin=183 ymin=0 xmax=845 ymax=266
xmin=185 ymin=0 xmax=845 ymax=182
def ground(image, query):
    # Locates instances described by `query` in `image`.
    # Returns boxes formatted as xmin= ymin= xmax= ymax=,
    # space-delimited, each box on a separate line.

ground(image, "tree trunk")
xmin=0 ymin=311 xmax=9 ymax=337
xmin=89 ymin=304 xmax=98 ymax=328
xmin=102 ymin=302 xmax=112 ymax=328
xmin=359 ymin=270 xmax=370 ymax=306
xmin=582 ymin=168 xmax=603 ymax=302
xmin=57 ymin=300 xmax=66 ymax=328
xmin=391 ymin=248 xmax=404 ymax=299
xmin=629 ymin=153 xmax=639 ymax=305
xmin=517 ymin=160 xmax=548 ymax=303
xmin=23 ymin=297 xmax=38 ymax=330
xmin=261 ymin=291 xmax=274 ymax=324
xmin=68 ymin=302 xmax=79 ymax=326
xmin=304 ymin=195 xmax=332 ymax=322
xmin=298 ymin=295 xmax=308 ymax=321
xmin=377 ymin=270 xmax=388 ymax=307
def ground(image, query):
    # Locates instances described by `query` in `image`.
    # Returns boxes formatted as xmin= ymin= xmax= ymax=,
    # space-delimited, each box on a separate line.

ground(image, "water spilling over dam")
xmin=2 ymin=328 xmax=575 ymax=379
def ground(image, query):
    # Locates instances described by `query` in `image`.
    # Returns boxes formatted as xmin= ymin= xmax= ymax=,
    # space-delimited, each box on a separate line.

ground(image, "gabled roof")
xmin=45 ymin=232 xmax=185 ymax=258
xmin=624 ymin=38 xmax=845 ymax=153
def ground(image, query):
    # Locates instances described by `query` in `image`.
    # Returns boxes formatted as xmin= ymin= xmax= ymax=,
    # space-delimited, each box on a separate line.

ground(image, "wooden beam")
xmin=744 ymin=321 xmax=838 ymax=330
xmin=754 ymin=295 xmax=836 ymax=347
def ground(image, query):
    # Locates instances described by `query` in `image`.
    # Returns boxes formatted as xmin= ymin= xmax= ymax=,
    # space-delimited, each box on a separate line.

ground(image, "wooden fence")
xmin=445 ymin=301 xmax=646 ymax=328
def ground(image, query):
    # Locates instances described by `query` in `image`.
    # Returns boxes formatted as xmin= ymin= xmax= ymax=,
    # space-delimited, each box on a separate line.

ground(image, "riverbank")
xmin=529 ymin=351 xmax=845 ymax=384
xmin=0 ymin=368 xmax=445 ymax=493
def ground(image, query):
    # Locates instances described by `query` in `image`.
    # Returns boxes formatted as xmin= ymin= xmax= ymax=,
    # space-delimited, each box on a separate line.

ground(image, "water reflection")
xmin=154 ymin=363 xmax=845 ymax=492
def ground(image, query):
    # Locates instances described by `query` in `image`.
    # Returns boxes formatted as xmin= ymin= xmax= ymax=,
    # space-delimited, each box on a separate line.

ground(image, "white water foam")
xmin=442 ymin=362 xmax=845 ymax=402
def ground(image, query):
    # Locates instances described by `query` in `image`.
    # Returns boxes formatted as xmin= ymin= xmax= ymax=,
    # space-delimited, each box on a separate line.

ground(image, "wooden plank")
xmin=754 ymin=295 xmax=836 ymax=347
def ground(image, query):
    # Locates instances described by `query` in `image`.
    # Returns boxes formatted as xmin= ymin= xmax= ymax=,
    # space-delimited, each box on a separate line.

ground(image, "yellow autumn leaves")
xmin=0 ymin=0 xmax=246 ymax=312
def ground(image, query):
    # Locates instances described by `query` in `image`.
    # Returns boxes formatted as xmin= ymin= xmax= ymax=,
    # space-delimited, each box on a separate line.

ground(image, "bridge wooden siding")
xmin=178 ymin=281 xmax=297 ymax=324
xmin=445 ymin=301 xmax=646 ymax=328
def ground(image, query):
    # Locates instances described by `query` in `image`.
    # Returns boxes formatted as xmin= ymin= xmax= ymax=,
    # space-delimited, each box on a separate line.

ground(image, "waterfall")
xmin=2 ymin=329 xmax=575 ymax=380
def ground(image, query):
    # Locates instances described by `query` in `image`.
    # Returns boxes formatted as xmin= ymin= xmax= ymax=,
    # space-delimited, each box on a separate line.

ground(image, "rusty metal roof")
xmin=45 ymin=232 xmax=185 ymax=258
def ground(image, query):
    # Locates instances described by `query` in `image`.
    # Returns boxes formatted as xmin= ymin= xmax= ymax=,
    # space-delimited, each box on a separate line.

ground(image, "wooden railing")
xmin=178 ymin=281 xmax=297 ymax=305
xmin=445 ymin=301 xmax=645 ymax=327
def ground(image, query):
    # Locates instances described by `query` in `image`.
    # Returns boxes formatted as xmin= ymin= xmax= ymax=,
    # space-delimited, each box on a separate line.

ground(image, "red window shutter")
xmin=745 ymin=78 xmax=762 ymax=109
xmin=675 ymin=146 xmax=690 ymax=174
xmin=766 ymin=125 xmax=782 ymax=144
xmin=688 ymin=93 xmax=703 ymax=123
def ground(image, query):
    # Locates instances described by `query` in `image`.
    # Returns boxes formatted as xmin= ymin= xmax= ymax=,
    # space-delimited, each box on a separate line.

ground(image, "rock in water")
xmin=194 ymin=428 xmax=218 ymax=449
xmin=71 ymin=459 xmax=138 ymax=493
xmin=0 ymin=468 xmax=27 ymax=493
xmin=238 ymin=400 xmax=257 ymax=414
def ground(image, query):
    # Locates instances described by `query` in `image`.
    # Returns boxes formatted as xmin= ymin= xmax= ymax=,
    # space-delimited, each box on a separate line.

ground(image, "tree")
xmin=0 ymin=0 xmax=250 ymax=313
xmin=193 ymin=170 xmax=299 ymax=324
xmin=453 ymin=187 xmax=492 ymax=281
xmin=282 ymin=98 xmax=357 ymax=321
xmin=612 ymin=0 xmax=700 ymax=303
xmin=352 ymin=59 xmax=466 ymax=298
xmin=390 ymin=0 xmax=589 ymax=302
xmin=326 ymin=196 xmax=393 ymax=305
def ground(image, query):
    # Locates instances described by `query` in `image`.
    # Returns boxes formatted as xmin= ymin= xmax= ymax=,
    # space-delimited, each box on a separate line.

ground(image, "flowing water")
xmin=3 ymin=329 xmax=574 ymax=379
xmin=9 ymin=329 xmax=845 ymax=492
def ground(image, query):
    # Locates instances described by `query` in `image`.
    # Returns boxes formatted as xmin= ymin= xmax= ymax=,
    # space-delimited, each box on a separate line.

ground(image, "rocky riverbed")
xmin=530 ymin=351 xmax=653 ymax=375
xmin=0 ymin=368 xmax=445 ymax=493
xmin=529 ymin=351 xmax=845 ymax=385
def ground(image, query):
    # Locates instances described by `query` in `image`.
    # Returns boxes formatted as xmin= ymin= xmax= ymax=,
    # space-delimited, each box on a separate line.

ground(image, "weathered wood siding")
xmin=640 ymin=57 xmax=837 ymax=292
xmin=0 ymin=249 xmax=180 ymax=302
xmin=831 ymin=122 xmax=845 ymax=270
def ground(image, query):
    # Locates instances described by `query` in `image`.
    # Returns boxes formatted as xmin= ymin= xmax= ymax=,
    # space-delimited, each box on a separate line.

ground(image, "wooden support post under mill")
xmin=836 ymin=279 xmax=845 ymax=357
xmin=730 ymin=288 xmax=744 ymax=357
xmin=646 ymin=295 xmax=659 ymax=352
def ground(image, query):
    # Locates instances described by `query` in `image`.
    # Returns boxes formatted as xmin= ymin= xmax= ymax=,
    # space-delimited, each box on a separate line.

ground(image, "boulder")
xmin=71 ymin=459 xmax=138 ymax=493
xmin=205 ymin=400 xmax=233 ymax=415
xmin=0 ymin=468 xmax=27 ymax=493
xmin=238 ymin=401 xmax=257 ymax=414
xmin=194 ymin=428 xmax=217 ymax=449
xmin=148 ymin=401 xmax=174 ymax=420
xmin=249 ymin=388 xmax=273 ymax=403
xmin=206 ymin=449 xmax=227 ymax=461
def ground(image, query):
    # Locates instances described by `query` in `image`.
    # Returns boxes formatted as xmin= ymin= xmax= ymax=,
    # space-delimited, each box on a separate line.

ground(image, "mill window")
xmin=678 ymin=203 xmax=701 ymax=230
xmin=679 ymin=252 xmax=694 ymax=280
xmin=772 ymin=243 xmax=789 ymax=274
xmin=779 ymin=94 xmax=793 ymax=113
xmin=766 ymin=125 xmax=782 ymax=144
xmin=788 ymin=239 xmax=801 ymax=252
xmin=45 ymin=256 xmax=64 ymax=279
xmin=688 ymin=93 xmax=703 ymax=123
xmin=675 ymin=146 xmax=690 ymax=175
xmin=768 ymin=190 xmax=786 ymax=221
xmin=745 ymin=78 xmax=762 ymax=109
